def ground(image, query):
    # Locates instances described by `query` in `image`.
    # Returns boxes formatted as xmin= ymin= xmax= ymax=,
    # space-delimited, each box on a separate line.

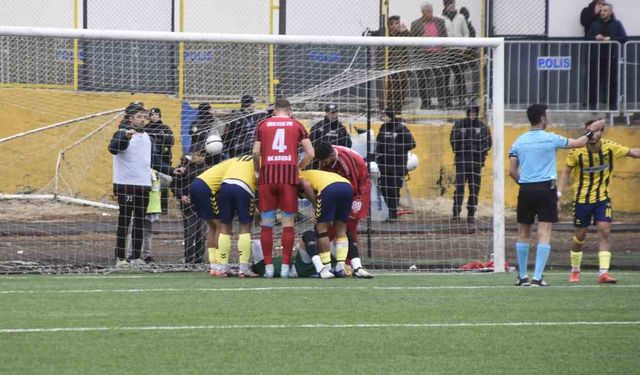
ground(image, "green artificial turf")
xmin=1 ymin=272 xmax=639 ymax=374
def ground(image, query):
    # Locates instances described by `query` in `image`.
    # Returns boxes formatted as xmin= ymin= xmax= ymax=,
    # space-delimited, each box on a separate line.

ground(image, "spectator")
xmin=410 ymin=2 xmax=448 ymax=109
xmin=222 ymin=95 xmax=267 ymax=157
xmin=508 ymin=104 xmax=604 ymax=287
xmin=587 ymin=3 xmax=627 ymax=111
xmin=581 ymin=0 xmax=604 ymax=37
xmin=108 ymin=103 xmax=182 ymax=268
xmin=146 ymin=107 xmax=174 ymax=214
xmin=442 ymin=0 xmax=469 ymax=107
xmin=459 ymin=7 xmax=475 ymax=37
xmin=173 ymin=153 xmax=209 ymax=264
xmin=189 ymin=102 xmax=224 ymax=165
xmin=450 ymin=106 xmax=491 ymax=227
xmin=386 ymin=15 xmax=411 ymax=114
xmin=375 ymin=109 xmax=416 ymax=221
xmin=459 ymin=7 xmax=480 ymax=103
xmin=309 ymin=103 xmax=352 ymax=148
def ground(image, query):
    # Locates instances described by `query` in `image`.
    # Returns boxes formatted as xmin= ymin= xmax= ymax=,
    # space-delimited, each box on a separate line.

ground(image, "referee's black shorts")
xmin=517 ymin=181 xmax=558 ymax=224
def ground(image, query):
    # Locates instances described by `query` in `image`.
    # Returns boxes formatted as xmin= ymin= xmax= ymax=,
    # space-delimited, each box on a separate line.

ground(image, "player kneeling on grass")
xmin=299 ymin=170 xmax=352 ymax=279
xmin=189 ymin=158 xmax=235 ymax=276
xmin=251 ymin=230 xmax=373 ymax=278
xmin=217 ymin=155 xmax=260 ymax=278
xmin=557 ymin=120 xmax=640 ymax=284
xmin=251 ymin=231 xmax=320 ymax=278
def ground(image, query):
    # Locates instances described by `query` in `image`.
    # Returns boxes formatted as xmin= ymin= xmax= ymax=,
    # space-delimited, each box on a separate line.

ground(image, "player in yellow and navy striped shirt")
xmin=299 ymin=170 xmax=353 ymax=279
xmin=216 ymin=155 xmax=259 ymax=278
xmin=558 ymin=120 xmax=640 ymax=284
xmin=190 ymin=158 xmax=234 ymax=275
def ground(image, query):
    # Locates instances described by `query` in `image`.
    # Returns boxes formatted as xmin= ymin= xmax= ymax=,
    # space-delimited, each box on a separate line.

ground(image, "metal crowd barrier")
xmin=504 ymin=40 xmax=622 ymax=114
xmin=624 ymin=41 xmax=640 ymax=120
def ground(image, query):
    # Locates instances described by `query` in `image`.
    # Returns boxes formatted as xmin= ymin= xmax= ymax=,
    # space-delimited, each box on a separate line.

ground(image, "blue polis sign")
xmin=537 ymin=56 xmax=571 ymax=70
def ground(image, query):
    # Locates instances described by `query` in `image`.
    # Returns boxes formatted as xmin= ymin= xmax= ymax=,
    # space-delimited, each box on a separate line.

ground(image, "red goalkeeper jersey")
xmin=321 ymin=145 xmax=371 ymax=198
xmin=255 ymin=116 xmax=308 ymax=185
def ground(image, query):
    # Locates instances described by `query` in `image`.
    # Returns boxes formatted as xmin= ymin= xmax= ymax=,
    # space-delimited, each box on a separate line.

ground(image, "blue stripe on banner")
xmin=181 ymin=101 xmax=198 ymax=155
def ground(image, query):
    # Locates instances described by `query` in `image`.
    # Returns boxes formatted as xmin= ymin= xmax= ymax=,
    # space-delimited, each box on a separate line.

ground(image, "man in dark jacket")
xmin=222 ymin=94 xmax=267 ymax=157
xmin=587 ymin=3 xmax=627 ymax=110
xmin=376 ymin=109 xmax=416 ymax=221
xmin=309 ymin=103 xmax=352 ymax=148
xmin=580 ymin=0 xmax=604 ymax=37
xmin=173 ymin=154 xmax=209 ymax=264
xmin=146 ymin=107 xmax=175 ymax=214
xmin=450 ymin=106 xmax=491 ymax=224
xmin=387 ymin=16 xmax=411 ymax=114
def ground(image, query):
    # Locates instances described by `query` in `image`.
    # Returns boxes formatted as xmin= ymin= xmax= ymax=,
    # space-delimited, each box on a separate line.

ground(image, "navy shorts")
xmin=316 ymin=182 xmax=353 ymax=223
xmin=573 ymin=199 xmax=612 ymax=227
xmin=219 ymin=183 xmax=255 ymax=224
xmin=190 ymin=178 xmax=220 ymax=221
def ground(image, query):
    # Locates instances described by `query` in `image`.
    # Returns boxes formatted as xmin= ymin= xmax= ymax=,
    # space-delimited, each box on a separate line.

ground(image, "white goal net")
xmin=0 ymin=26 xmax=504 ymax=274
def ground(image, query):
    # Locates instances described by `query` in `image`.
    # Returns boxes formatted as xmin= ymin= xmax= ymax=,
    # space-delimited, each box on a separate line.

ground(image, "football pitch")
xmin=1 ymin=272 xmax=639 ymax=374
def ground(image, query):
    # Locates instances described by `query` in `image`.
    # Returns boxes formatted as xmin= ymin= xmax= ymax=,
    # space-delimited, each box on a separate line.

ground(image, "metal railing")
xmin=624 ymin=41 xmax=640 ymax=118
xmin=504 ymin=40 xmax=622 ymax=114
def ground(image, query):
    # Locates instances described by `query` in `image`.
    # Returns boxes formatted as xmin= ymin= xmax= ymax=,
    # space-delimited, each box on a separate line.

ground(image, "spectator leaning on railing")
xmin=587 ymin=3 xmax=627 ymax=111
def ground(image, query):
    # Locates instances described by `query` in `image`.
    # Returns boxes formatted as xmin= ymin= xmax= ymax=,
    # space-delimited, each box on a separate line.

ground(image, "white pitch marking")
xmin=1 ymin=284 xmax=639 ymax=295
xmin=1 ymin=321 xmax=639 ymax=334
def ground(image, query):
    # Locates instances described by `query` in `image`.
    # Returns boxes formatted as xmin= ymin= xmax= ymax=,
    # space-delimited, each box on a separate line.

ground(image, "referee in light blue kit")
xmin=508 ymin=104 xmax=604 ymax=287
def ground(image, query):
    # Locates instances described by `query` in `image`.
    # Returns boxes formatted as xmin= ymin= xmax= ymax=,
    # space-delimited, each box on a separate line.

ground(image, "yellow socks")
xmin=320 ymin=251 xmax=331 ymax=266
xmin=208 ymin=247 xmax=218 ymax=269
xmin=599 ymin=251 xmax=611 ymax=272
xmin=238 ymin=233 xmax=251 ymax=264
xmin=570 ymin=251 xmax=583 ymax=272
xmin=218 ymin=233 xmax=231 ymax=265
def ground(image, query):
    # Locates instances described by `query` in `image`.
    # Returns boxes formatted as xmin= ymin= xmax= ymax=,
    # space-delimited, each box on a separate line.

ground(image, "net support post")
xmin=492 ymin=40 xmax=506 ymax=272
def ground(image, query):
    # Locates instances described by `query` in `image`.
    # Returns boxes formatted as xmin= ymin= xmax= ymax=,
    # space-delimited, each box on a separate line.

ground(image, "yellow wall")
xmin=399 ymin=123 xmax=640 ymax=212
xmin=1 ymin=88 xmax=639 ymax=211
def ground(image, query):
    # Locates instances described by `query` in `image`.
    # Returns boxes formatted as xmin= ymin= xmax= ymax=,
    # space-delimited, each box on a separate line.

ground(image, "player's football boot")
xmin=320 ymin=266 xmax=335 ymax=279
xmin=530 ymin=278 xmax=548 ymax=287
xmin=597 ymin=272 xmax=617 ymax=284
xmin=515 ymin=276 xmax=530 ymax=286
xmin=333 ymin=269 xmax=346 ymax=278
xmin=238 ymin=269 xmax=259 ymax=278
xmin=353 ymin=267 xmax=374 ymax=279
xmin=569 ymin=271 xmax=581 ymax=283
xmin=280 ymin=267 xmax=290 ymax=279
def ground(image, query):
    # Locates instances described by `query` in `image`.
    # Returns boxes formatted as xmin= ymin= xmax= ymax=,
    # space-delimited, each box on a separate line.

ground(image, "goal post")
xmin=0 ymin=26 xmax=505 ymax=273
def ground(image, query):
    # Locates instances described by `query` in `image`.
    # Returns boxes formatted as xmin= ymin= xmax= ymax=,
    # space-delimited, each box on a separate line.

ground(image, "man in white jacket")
xmin=442 ymin=0 xmax=469 ymax=107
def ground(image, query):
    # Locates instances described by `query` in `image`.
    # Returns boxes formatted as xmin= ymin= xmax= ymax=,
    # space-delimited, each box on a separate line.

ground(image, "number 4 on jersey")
xmin=271 ymin=128 xmax=288 ymax=153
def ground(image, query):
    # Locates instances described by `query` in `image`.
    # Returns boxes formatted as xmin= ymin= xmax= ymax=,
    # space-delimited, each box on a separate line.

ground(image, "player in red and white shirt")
xmin=252 ymin=99 xmax=314 ymax=278
xmin=314 ymin=142 xmax=373 ymax=278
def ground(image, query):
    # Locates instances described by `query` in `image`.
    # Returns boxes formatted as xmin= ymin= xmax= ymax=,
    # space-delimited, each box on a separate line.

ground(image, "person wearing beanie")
xmin=145 ymin=107 xmax=175 ymax=215
xmin=189 ymin=102 xmax=224 ymax=166
xmin=221 ymin=94 xmax=268 ymax=157
xmin=450 ymin=106 xmax=491 ymax=227
xmin=375 ymin=109 xmax=416 ymax=221
xmin=309 ymin=103 xmax=351 ymax=149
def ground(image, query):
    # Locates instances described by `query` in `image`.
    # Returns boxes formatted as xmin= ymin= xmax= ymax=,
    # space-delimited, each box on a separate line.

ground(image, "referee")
xmin=508 ymin=104 xmax=604 ymax=287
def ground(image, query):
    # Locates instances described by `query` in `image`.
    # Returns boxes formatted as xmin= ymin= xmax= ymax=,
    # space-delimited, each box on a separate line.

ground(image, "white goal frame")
xmin=0 ymin=26 xmax=505 ymax=272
